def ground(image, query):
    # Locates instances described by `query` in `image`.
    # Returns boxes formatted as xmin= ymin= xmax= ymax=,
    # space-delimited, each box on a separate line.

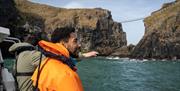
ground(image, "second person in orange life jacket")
xmin=31 ymin=27 xmax=98 ymax=91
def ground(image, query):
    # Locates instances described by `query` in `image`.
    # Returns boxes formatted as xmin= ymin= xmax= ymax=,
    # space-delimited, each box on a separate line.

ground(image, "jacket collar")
xmin=38 ymin=40 xmax=70 ymax=58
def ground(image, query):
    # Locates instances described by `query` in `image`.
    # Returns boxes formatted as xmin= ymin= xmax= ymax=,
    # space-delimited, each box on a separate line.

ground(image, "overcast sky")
xmin=31 ymin=0 xmax=175 ymax=45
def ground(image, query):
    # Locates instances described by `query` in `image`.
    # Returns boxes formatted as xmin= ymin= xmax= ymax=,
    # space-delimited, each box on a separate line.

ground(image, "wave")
xmin=104 ymin=56 xmax=180 ymax=62
xmin=105 ymin=56 xmax=120 ymax=60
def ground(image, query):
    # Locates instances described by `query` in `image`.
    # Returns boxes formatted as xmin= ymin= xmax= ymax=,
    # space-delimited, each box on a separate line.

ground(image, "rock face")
xmin=14 ymin=0 xmax=127 ymax=55
xmin=111 ymin=44 xmax=135 ymax=57
xmin=0 ymin=0 xmax=19 ymax=27
xmin=131 ymin=0 xmax=180 ymax=59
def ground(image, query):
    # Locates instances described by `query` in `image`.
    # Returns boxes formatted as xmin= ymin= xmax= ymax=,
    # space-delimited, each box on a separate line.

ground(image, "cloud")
xmin=64 ymin=2 xmax=85 ymax=8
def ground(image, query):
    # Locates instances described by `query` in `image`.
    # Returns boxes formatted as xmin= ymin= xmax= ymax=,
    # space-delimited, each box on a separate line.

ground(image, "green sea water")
xmin=4 ymin=57 xmax=180 ymax=91
xmin=77 ymin=57 xmax=180 ymax=91
xmin=3 ymin=58 xmax=14 ymax=72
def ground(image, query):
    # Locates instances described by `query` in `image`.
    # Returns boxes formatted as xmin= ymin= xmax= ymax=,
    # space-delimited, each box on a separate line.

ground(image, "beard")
xmin=69 ymin=48 xmax=80 ymax=58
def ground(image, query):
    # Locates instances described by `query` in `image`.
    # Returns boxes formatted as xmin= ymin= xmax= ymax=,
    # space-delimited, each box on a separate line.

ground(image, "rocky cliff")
xmin=3 ymin=0 xmax=126 ymax=55
xmin=131 ymin=0 xmax=180 ymax=59
xmin=111 ymin=44 xmax=135 ymax=57
xmin=0 ymin=0 xmax=18 ymax=27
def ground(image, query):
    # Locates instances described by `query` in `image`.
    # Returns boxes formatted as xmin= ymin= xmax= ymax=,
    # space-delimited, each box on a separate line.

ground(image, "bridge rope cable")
xmin=120 ymin=17 xmax=146 ymax=23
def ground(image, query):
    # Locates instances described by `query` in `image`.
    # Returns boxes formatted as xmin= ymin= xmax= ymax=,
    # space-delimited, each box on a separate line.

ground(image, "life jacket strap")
xmin=16 ymin=72 xmax=34 ymax=76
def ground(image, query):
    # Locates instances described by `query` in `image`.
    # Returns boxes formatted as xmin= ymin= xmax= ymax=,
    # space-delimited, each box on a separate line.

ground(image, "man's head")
xmin=51 ymin=27 xmax=81 ymax=58
xmin=24 ymin=31 xmax=49 ymax=46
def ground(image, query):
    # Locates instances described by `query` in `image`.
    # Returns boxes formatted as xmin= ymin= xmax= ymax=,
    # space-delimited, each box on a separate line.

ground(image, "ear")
xmin=60 ymin=41 xmax=68 ymax=48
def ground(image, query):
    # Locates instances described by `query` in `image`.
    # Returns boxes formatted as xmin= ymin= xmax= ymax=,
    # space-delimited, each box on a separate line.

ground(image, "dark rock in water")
xmin=14 ymin=0 xmax=127 ymax=55
xmin=131 ymin=0 xmax=180 ymax=59
xmin=111 ymin=44 xmax=135 ymax=57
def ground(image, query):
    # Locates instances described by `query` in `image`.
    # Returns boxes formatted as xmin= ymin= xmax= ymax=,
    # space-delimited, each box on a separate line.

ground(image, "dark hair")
xmin=51 ymin=27 xmax=75 ymax=43
xmin=24 ymin=31 xmax=49 ymax=46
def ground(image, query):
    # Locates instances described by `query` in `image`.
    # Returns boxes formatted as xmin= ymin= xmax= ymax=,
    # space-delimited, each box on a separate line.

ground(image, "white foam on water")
xmin=106 ymin=56 xmax=120 ymax=60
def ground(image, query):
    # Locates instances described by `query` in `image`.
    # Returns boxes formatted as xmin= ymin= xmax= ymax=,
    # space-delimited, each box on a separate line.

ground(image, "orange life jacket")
xmin=31 ymin=40 xmax=84 ymax=91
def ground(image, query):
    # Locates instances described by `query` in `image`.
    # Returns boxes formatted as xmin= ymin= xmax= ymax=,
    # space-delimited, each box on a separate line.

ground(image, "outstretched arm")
xmin=76 ymin=51 xmax=99 ymax=62
xmin=81 ymin=51 xmax=99 ymax=58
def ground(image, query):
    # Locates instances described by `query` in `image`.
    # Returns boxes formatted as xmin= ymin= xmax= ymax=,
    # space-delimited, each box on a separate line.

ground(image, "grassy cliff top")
xmin=15 ymin=0 xmax=112 ymax=32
